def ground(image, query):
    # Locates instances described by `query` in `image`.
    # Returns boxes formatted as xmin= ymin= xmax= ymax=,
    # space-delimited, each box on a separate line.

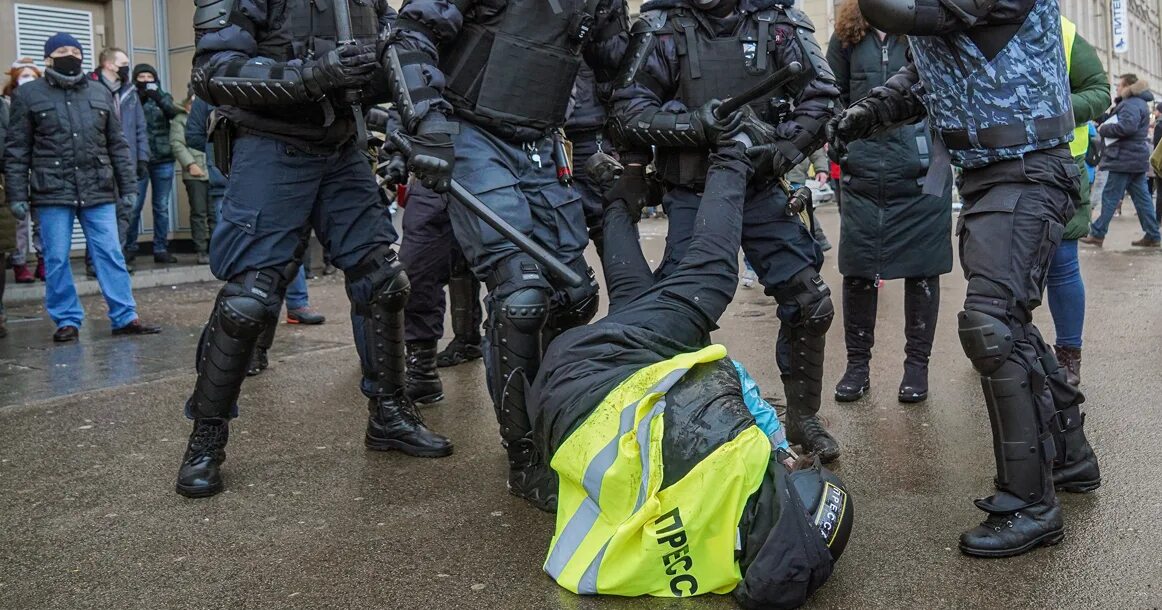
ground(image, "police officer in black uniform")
xmin=829 ymin=0 xmax=1101 ymax=556
xmin=384 ymin=0 xmax=629 ymax=511
xmin=176 ymin=0 xmax=452 ymax=499
xmin=610 ymin=0 xmax=842 ymax=461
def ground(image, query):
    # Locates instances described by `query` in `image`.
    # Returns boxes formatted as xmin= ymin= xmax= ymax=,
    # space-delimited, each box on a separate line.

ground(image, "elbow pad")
xmin=192 ymin=60 xmax=317 ymax=108
xmin=613 ymin=107 xmax=705 ymax=149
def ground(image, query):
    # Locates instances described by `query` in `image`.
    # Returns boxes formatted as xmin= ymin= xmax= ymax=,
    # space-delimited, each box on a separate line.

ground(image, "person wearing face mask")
xmin=610 ymin=0 xmax=843 ymax=463
xmin=3 ymin=33 xmax=162 ymax=343
xmin=4 ymin=58 xmax=45 ymax=284
xmin=89 ymin=48 xmax=148 ymax=267
xmin=127 ymin=64 xmax=181 ymax=263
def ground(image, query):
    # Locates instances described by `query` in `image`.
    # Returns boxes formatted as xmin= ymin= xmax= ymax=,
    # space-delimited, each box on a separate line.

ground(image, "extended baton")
xmin=389 ymin=131 xmax=586 ymax=288
xmin=332 ymin=0 xmax=369 ymax=144
xmin=713 ymin=61 xmax=803 ymax=120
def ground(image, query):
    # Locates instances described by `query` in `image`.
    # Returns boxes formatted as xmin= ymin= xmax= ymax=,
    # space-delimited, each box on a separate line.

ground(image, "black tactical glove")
xmin=303 ymin=43 xmax=378 ymax=99
xmin=603 ymin=161 xmax=650 ymax=221
xmin=694 ymin=99 xmax=749 ymax=145
xmin=827 ymin=102 xmax=878 ymax=162
xmin=137 ymin=160 xmax=150 ymax=181
xmin=405 ymin=117 xmax=457 ymax=193
xmin=377 ymin=142 xmax=409 ymax=187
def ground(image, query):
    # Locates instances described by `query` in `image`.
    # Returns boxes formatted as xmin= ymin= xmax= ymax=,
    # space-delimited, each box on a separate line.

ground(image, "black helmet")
xmin=790 ymin=461 xmax=854 ymax=562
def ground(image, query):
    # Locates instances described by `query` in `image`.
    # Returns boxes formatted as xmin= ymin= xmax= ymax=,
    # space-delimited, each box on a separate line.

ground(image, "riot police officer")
xmin=609 ymin=0 xmax=842 ymax=461
xmin=176 ymin=0 xmax=452 ymax=499
xmin=385 ymin=0 xmax=629 ymax=511
xmin=829 ymin=0 xmax=1101 ymax=557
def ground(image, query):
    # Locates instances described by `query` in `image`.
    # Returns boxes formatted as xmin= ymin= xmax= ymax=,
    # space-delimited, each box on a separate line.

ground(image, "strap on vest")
xmin=941 ymin=113 xmax=1074 ymax=151
xmin=681 ymin=20 xmax=701 ymax=80
xmin=755 ymin=11 xmax=773 ymax=72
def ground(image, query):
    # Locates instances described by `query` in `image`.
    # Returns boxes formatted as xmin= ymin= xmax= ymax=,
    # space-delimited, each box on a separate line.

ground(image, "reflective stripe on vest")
xmin=1062 ymin=17 xmax=1090 ymax=158
xmin=544 ymin=345 xmax=771 ymax=597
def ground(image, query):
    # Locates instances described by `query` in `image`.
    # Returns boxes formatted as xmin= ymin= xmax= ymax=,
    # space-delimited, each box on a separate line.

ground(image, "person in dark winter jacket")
xmin=0 ymin=96 xmax=13 ymax=337
xmin=531 ymin=138 xmax=850 ymax=610
xmin=1082 ymin=74 xmax=1161 ymax=247
xmin=127 ymin=63 xmax=181 ymax=262
xmin=826 ymin=0 xmax=953 ymax=404
xmin=4 ymin=33 xmax=161 ymax=342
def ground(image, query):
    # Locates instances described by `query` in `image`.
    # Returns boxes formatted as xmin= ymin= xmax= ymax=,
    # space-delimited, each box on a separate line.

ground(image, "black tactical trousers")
xmin=399 ymin=182 xmax=480 ymax=343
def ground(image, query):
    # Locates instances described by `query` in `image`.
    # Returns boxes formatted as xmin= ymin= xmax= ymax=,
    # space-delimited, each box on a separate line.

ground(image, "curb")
xmin=6 ymin=264 xmax=217 ymax=304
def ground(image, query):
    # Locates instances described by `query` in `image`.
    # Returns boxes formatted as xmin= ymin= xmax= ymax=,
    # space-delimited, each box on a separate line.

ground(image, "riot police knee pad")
xmin=776 ymin=268 xmax=834 ymax=336
xmin=957 ymin=310 xmax=1014 ymax=375
xmin=218 ymin=268 xmax=290 ymax=337
xmin=499 ymin=287 xmax=551 ymax=333
xmin=346 ymin=245 xmax=410 ymax=310
xmin=959 ymin=277 xmax=1019 ymax=375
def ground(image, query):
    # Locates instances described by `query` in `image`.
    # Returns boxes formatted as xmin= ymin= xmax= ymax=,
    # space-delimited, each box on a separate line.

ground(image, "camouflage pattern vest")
xmin=908 ymin=0 xmax=1074 ymax=169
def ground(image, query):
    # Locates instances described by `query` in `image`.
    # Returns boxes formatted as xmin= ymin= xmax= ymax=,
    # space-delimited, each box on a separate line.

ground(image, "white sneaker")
xmin=741 ymin=269 xmax=757 ymax=289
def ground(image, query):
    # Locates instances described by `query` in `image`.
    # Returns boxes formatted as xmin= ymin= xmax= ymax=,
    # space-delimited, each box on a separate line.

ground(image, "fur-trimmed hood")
xmin=1123 ymin=78 xmax=1152 ymax=100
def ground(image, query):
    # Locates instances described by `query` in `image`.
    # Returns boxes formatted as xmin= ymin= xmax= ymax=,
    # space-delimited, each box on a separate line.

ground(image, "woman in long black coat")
xmin=825 ymin=0 xmax=953 ymax=403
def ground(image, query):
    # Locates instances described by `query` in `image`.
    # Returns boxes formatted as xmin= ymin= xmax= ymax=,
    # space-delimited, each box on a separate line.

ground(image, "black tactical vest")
xmin=660 ymin=9 xmax=782 ymax=186
xmin=440 ymin=0 xmax=602 ymax=141
xmin=259 ymin=0 xmax=380 ymax=62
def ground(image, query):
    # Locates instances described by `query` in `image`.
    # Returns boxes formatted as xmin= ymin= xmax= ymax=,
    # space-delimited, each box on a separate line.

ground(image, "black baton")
xmin=389 ymin=131 xmax=586 ymax=288
xmin=332 ymin=0 xmax=369 ymax=144
xmin=714 ymin=61 xmax=804 ymax=120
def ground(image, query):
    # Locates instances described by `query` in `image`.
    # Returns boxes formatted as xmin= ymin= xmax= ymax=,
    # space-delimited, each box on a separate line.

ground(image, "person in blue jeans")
xmin=4 ymin=33 xmax=161 ymax=342
xmin=1083 ymin=74 xmax=1162 ymax=248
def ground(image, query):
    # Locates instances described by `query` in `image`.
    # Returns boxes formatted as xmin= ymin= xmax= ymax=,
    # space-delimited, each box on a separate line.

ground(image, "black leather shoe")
xmin=246 ymin=346 xmax=269 ymax=376
xmin=787 ymin=414 xmax=841 ymax=463
xmin=959 ymin=501 xmax=1064 ymax=558
xmin=154 ymin=251 xmax=179 ymax=264
xmin=176 ymin=418 xmax=229 ymax=498
xmin=835 ymin=365 xmax=870 ymax=402
xmin=365 ymin=393 xmax=453 ymax=458
xmin=112 ymin=320 xmax=161 ymax=336
xmin=507 ymin=438 xmax=558 ymax=513
xmin=898 ymin=363 xmax=929 ymax=403
xmin=436 ymin=336 xmax=483 ymax=368
xmin=53 ymin=325 xmax=79 ymax=343
xmin=405 ymin=341 xmax=444 ymax=404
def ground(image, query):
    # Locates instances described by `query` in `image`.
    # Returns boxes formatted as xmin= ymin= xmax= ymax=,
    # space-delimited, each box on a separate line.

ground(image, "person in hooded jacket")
xmin=127 ymin=63 xmax=181 ymax=263
xmin=530 ymin=131 xmax=851 ymax=610
xmin=825 ymin=0 xmax=953 ymax=405
xmin=1082 ymin=74 xmax=1161 ymax=248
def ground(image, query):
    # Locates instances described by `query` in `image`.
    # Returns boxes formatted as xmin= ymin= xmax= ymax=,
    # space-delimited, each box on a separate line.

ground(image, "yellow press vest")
xmin=544 ymin=345 xmax=772 ymax=597
xmin=1062 ymin=17 xmax=1089 ymax=158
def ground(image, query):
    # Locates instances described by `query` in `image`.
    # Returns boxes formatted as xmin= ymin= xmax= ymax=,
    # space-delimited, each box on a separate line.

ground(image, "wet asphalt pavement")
xmin=2 ymin=207 xmax=1161 ymax=609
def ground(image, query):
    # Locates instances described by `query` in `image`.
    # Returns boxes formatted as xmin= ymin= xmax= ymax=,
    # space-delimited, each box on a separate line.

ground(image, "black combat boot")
xmin=437 ymin=255 xmax=484 ymax=368
xmin=349 ymin=247 xmax=453 ymax=458
xmin=175 ymin=418 xmax=229 ymax=498
xmin=959 ymin=499 xmax=1064 ymax=558
xmin=405 ymin=340 xmax=445 ymax=404
xmin=365 ymin=391 xmax=453 ymax=457
xmin=899 ymin=277 xmax=939 ymax=403
xmin=835 ymin=277 xmax=876 ymax=402
xmin=784 ymin=400 xmax=841 ymax=463
xmin=506 ymin=437 xmax=558 ymax=513
xmin=1052 ymin=405 xmax=1101 ymax=493
xmin=436 ymin=336 xmax=483 ymax=367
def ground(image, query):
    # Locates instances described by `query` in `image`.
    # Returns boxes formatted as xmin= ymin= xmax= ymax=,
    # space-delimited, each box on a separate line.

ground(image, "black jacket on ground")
xmin=4 ymin=68 xmax=136 ymax=208
xmin=827 ymin=30 xmax=952 ymax=280
xmin=1099 ymin=80 xmax=1154 ymax=174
